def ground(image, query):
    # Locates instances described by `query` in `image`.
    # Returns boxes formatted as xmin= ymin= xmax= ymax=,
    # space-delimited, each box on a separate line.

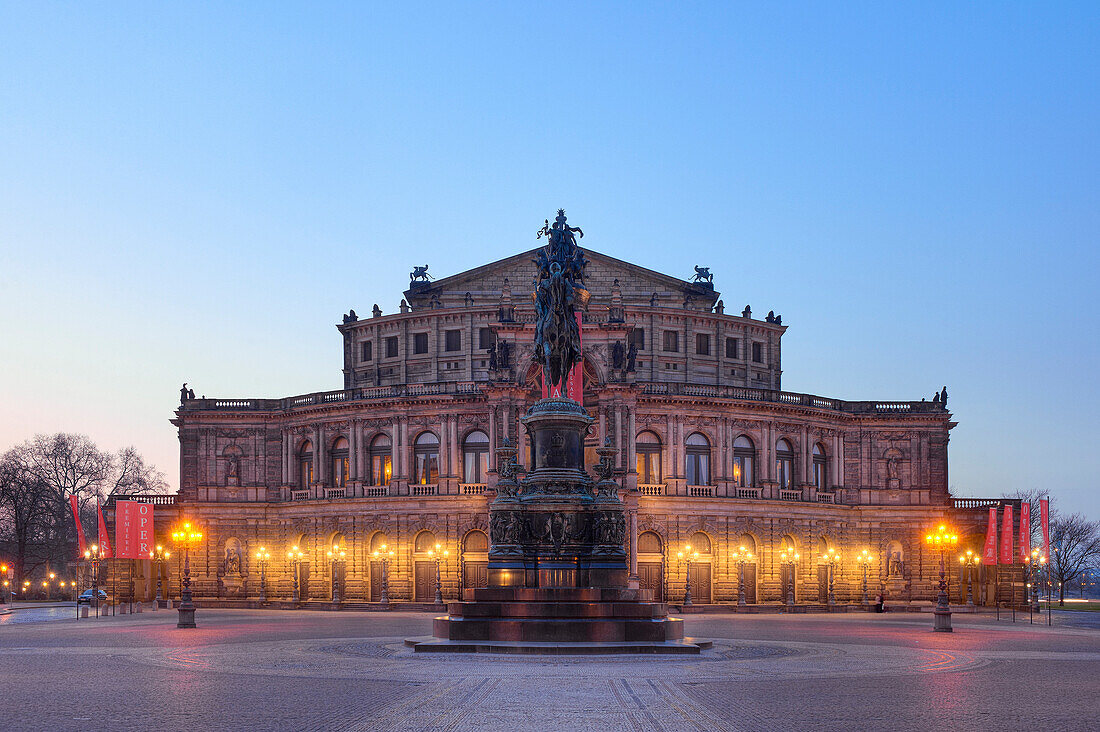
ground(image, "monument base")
xmin=408 ymin=586 xmax=706 ymax=654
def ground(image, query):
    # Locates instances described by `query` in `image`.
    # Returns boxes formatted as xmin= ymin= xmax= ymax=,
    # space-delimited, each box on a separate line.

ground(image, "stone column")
xmin=488 ymin=406 xmax=497 ymax=470
xmin=399 ymin=417 xmax=409 ymax=480
xmin=627 ymin=407 xmax=636 ymax=475
xmin=666 ymin=413 xmax=675 ymax=481
xmin=629 ymin=509 xmax=639 ymax=579
xmin=390 ymin=417 xmax=400 ymax=480
xmin=450 ymin=415 xmax=460 ymax=481
xmin=615 ymin=403 xmax=624 ymax=469
xmin=312 ymin=426 xmax=322 ymax=497
xmin=439 ymin=416 xmax=449 ymax=478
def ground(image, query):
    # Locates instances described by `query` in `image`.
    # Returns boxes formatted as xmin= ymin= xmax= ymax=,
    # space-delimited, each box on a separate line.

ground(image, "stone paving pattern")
xmin=2 ymin=608 xmax=1098 ymax=731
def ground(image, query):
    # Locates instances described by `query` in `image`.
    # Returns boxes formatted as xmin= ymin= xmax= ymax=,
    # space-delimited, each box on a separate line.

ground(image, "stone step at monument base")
xmin=405 ymin=636 xmax=712 ymax=655
xmin=408 ymin=586 xmax=706 ymax=654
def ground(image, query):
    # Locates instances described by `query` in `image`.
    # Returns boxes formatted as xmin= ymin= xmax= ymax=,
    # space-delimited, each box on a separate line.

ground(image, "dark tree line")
xmin=0 ymin=433 xmax=168 ymax=582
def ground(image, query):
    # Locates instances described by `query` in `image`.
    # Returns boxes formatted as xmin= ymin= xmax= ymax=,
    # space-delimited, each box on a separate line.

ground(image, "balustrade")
xmin=412 ymin=485 xmax=437 ymax=496
xmin=687 ymin=485 xmax=714 ymax=497
xmin=365 ymin=486 xmax=389 ymax=497
xmin=638 ymin=484 xmax=665 ymax=496
xmin=460 ymin=483 xmax=487 ymax=495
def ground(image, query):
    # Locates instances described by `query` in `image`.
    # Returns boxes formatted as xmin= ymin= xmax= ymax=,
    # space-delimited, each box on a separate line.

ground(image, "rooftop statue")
xmin=532 ymin=209 xmax=588 ymax=397
xmin=692 ymin=265 xmax=713 ymax=284
xmin=409 ymin=265 xmax=433 ymax=284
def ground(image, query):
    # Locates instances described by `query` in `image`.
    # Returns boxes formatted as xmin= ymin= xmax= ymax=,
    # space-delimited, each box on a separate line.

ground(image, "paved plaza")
xmin=1 ymin=607 xmax=1098 ymax=731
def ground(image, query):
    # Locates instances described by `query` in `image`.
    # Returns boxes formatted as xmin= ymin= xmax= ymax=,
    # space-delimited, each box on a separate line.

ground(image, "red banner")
xmin=1000 ymin=504 xmax=1014 ymax=564
xmin=69 ymin=495 xmax=87 ymax=556
xmin=541 ymin=312 xmax=584 ymax=400
xmin=982 ymin=507 xmax=998 ymax=565
xmin=1020 ymin=502 xmax=1031 ymax=561
xmin=114 ymin=501 xmax=154 ymax=559
xmin=97 ymin=502 xmax=113 ymax=557
xmin=1040 ymin=498 xmax=1050 ymax=560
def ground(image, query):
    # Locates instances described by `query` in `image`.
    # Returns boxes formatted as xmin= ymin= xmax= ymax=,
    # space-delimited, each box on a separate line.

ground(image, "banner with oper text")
xmin=114 ymin=501 xmax=155 ymax=559
xmin=1000 ymin=504 xmax=1014 ymax=564
xmin=982 ymin=507 xmax=998 ymax=565
xmin=1040 ymin=498 xmax=1051 ymax=560
xmin=1020 ymin=501 xmax=1031 ymax=561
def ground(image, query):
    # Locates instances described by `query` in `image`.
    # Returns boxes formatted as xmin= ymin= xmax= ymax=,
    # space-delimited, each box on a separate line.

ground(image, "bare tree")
xmin=1048 ymin=514 xmax=1100 ymax=606
xmin=109 ymin=447 xmax=169 ymax=496
xmin=0 ymin=447 xmax=54 ymax=579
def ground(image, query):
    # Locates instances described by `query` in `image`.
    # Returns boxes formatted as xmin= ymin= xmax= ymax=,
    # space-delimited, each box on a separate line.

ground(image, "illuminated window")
xmin=813 ymin=443 xmax=828 ymax=491
xmin=685 ymin=432 xmax=710 ymax=485
xmin=635 ymin=431 xmax=662 ymax=484
xmin=733 ymin=435 xmax=755 ymax=487
xmin=298 ymin=440 xmax=314 ymax=488
xmin=369 ymin=434 xmax=392 ymax=486
xmin=776 ymin=439 xmax=794 ymax=489
xmin=462 ymin=430 xmax=489 ymax=483
xmin=414 ymin=432 xmax=439 ymax=485
xmin=330 ymin=437 xmax=349 ymax=488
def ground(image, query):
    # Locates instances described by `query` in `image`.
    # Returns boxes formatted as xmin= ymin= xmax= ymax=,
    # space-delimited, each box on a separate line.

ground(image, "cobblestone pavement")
xmin=2 ymin=608 xmax=1098 ymax=731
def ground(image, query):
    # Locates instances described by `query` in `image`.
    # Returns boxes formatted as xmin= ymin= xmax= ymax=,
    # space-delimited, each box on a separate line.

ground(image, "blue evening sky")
xmin=1 ymin=3 xmax=1097 ymax=515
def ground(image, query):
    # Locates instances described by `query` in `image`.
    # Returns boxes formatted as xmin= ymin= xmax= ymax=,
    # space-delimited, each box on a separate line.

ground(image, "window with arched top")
xmin=331 ymin=437 xmax=350 ymax=488
xmin=685 ymin=432 xmax=711 ymax=486
xmin=329 ymin=532 xmax=346 ymax=552
xmin=414 ymin=432 xmax=439 ymax=485
xmin=463 ymin=530 xmax=488 ymax=553
xmin=414 ymin=530 xmax=438 ymax=553
xmin=776 ymin=438 xmax=794 ymax=489
xmin=462 ymin=430 xmax=490 ymax=484
xmin=636 ymin=431 xmax=662 ymax=484
xmin=812 ymin=442 xmax=827 ymax=491
xmin=638 ymin=531 xmax=663 ymax=554
xmin=299 ymin=440 xmax=314 ymax=488
xmin=737 ymin=533 xmax=757 ymax=556
xmin=733 ymin=435 xmax=755 ymax=487
xmin=781 ymin=534 xmax=797 ymax=553
xmin=368 ymin=434 xmax=392 ymax=486
xmin=688 ymin=531 xmax=711 ymax=554
xmin=369 ymin=532 xmax=389 ymax=553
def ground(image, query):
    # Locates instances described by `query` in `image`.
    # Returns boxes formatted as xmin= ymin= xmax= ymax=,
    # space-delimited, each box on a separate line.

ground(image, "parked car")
xmin=77 ymin=588 xmax=108 ymax=605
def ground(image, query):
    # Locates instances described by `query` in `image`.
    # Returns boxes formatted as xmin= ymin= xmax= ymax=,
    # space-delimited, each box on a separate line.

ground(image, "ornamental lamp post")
xmin=171 ymin=522 xmax=203 ymax=629
xmin=959 ymin=550 xmax=980 ymax=608
xmin=287 ymin=546 xmax=304 ymax=603
xmin=1024 ymin=547 xmax=1046 ymax=615
xmin=731 ymin=546 xmax=754 ymax=607
xmin=372 ymin=545 xmax=395 ymax=607
xmin=855 ymin=549 xmax=874 ymax=607
xmin=925 ymin=524 xmax=958 ymax=632
xmin=83 ymin=544 xmax=106 ymax=618
xmin=821 ymin=548 xmax=841 ymax=607
xmin=779 ymin=550 xmax=800 ymax=608
xmin=427 ymin=544 xmax=449 ymax=609
xmin=254 ymin=547 xmax=270 ymax=603
xmin=676 ymin=546 xmax=699 ymax=606
xmin=0 ymin=563 xmax=8 ymax=605
xmin=326 ymin=545 xmax=346 ymax=603
xmin=150 ymin=545 xmax=170 ymax=608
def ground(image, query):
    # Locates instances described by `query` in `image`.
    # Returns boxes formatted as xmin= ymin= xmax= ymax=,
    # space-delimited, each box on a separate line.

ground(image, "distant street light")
xmin=426 ymin=544 xmax=449 ymax=609
xmin=326 ymin=545 xmax=346 ymax=603
xmin=821 ymin=548 xmax=841 ymax=607
xmin=959 ymin=550 xmax=980 ymax=608
xmin=287 ymin=546 xmax=305 ymax=603
xmin=150 ymin=545 xmax=170 ymax=608
xmin=676 ymin=545 xmax=699 ymax=606
xmin=83 ymin=544 xmax=106 ymax=618
xmin=372 ymin=545 xmax=395 ymax=606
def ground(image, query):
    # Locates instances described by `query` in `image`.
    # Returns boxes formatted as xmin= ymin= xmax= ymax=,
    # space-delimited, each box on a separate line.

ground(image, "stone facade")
xmin=129 ymin=248 xmax=1017 ymax=607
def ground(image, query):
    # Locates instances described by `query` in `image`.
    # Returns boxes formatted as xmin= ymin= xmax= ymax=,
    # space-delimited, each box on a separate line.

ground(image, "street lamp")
xmin=150 ymin=545 xmax=170 ymax=608
xmin=171 ymin=522 xmax=203 ymax=629
xmin=371 ymin=545 xmax=395 ymax=607
xmin=83 ymin=544 xmax=107 ymax=618
xmin=821 ymin=548 xmax=841 ymax=606
xmin=426 ymin=544 xmax=449 ymax=609
xmin=287 ymin=546 xmax=305 ymax=603
xmin=0 ymin=563 xmax=9 ymax=605
xmin=326 ymin=545 xmax=346 ymax=603
xmin=855 ymin=549 xmax=874 ymax=607
xmin=675 ymin=545 xmax=699 ymax=606
xmin=1024 ymin=547 xmax=1047 ymax=614
xmin=255 ymin=547 xmax=270 ymax=603
xmin=779 ymin=549 xmax=800 ymax=608
xmin=925 ymin=524 xmax=958 ymax=632
xmin=731 ymin=546 xmax=754 ymax=607
xmin=959 ymin=549 xmax=980 ymax=608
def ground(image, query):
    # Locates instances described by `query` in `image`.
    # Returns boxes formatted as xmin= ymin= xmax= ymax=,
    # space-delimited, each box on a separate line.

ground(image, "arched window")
xmin=369 ymin=532 xmax=390 ymax=553
xmin=329 ymin=532 xmax=346 ymax=552
xmin=368 ymin=434 xmax=392 ymax=486
xmin=330 ymin=437 xmax=349 ymax=488
xmin=462 ymin=430 xmax=490 ymax=484
xmin=298 ymin=440 xmax=314 ymax=488
xmin=688 ymin=531 xmax=711 ymax=554
xmin=737 ymin=533 xmax=757 ymax=556
xmin=414 ymin=530 xmax=438 ymax=553
xmin=463 ymin=530 xmax=488 ymax=553
xmin=685 ymin=432 xmax=711 ymax=486
xmin=638 ymin=531 xmax=663 ymax=554
xmin=780 ymin=534 xmax=797 ymax=553
xmin=636 ymin=431 xmax=662 ymax=484
xmin=733 ymin=435 xmax=755 ymax=487
xmin=776 ymin=439 xmax=794 ymax=489
xmin=812 ymin=443 xmax=827 ymax=491
xmin=414 ymin=432 xmax=440 ymax=485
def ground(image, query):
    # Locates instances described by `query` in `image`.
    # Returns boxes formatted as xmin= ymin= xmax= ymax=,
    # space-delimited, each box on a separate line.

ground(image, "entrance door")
xmin=299 ymin=564 xmax=311 ymax=600
xmin=742 ymin=564 xmax=757 ymax=604
xmin=691 ymin=563 xmax=712 ymax=604
xmin=370 ymin=560 xmax=383 ymax=601
xmin=817 ymin=566 xmax=829 ymax=603
xmin=638 ymin=562 xmax=664 ymax=601
xmin=780 ymin=564 xmax=795 ymax=603
xmin=463 ymin=561 xmax=488 ymax=592
xmin=414 ymin=561 xmax=434 ymax=602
